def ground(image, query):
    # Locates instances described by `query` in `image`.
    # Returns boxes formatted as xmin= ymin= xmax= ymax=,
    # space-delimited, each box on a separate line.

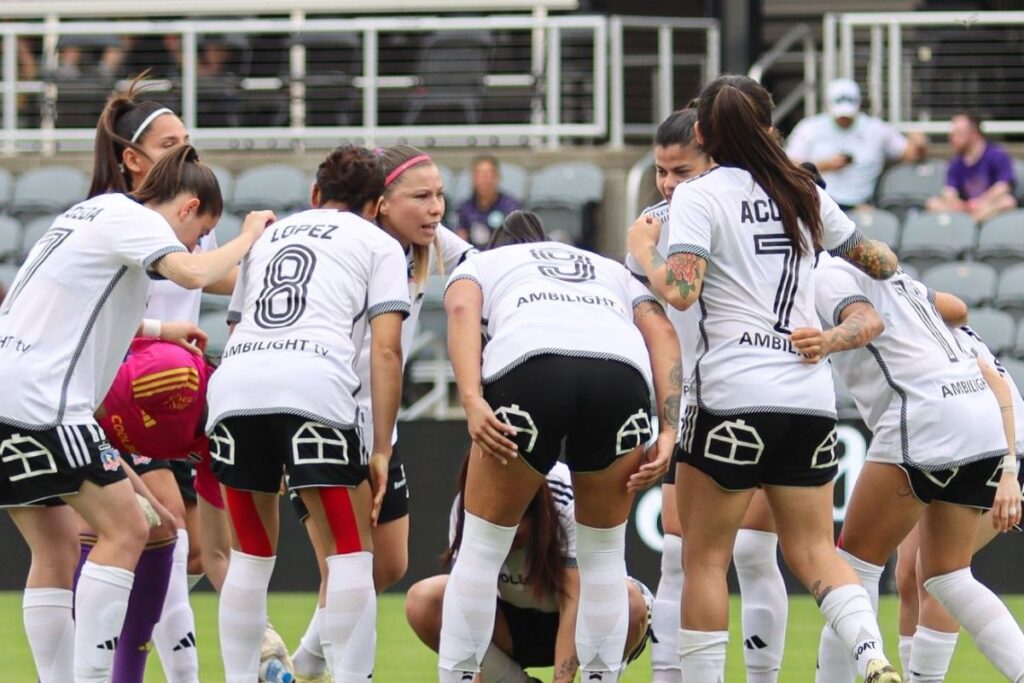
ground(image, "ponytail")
xmin=486 ymin=209 xmax=547 ymax=249
xmin=131 ymin=144 xmax=223 ymax=217
xmin=697 ymin=75 xmax=822 ymax=256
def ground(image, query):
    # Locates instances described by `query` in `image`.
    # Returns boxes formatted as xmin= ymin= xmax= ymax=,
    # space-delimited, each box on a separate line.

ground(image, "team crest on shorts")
xmin=131 ymin=453 xmax=153 ymax=467
xmin=99 ymin=444 xmax=122 ymax=472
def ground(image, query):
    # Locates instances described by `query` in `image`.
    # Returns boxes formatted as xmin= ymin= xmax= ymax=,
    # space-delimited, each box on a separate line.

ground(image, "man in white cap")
xmin=786 ymin=78 xmax=927 ymax=210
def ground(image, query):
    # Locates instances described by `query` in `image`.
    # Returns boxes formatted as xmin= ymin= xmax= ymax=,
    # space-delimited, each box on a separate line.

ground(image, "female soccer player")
xmin=808 ymin=259 xmax=1024 ymax=683
xmin=0 ymin=144 xmax=270 ymax=683
xmin=628 ymin=74 xmax=901 ymax=683
xmin=206 ymin=145 xmax=409 ymax=683
xmin=440 ymin=210 xmax=680 ymax=682
xmin=287 ymin=144 xmax=475 ymax=683
xmin=407 ymin=457 xmax=652 ymax=682
xmin=627 ymin=108 xmax=789 ymax=683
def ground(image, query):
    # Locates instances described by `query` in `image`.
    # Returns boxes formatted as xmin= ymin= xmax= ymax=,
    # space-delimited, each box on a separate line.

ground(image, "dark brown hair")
xmin=955 ymin=113 xmax=984 ymax=136
xmin=443 ymin=453 xmax=567 ymax=602
xmin=655 ymin=108 xmax=701 ymax=150
xmin=697 ymin=74 xmax=822 ymax=256
xmin=378 ymin=144 xmax=442 ymax=288
xmin=89 ymin=73 xmax=178 ymax=197
xmin=131 ymin=144 xmax=223 ymax=217
xmin=315 ymin=145 xmax=385 ymax=214
xmin=485 ymin=209 xmax=547 ymax=249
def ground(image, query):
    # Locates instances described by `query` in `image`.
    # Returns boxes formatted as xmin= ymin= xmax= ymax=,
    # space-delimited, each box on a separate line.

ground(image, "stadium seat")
xmin=898 ymin=211 xmax=975 ymax=273
xmin=898 ymin=263 xmax=919 ymax=281
xmin=0 ymin=215 xmax=21 ymax=261
xmin=0 ymin=263 xmax=19 ymax=291
xmin=214 ymin=213 xmax=243 ymax=246
xmin=996 ymin=263 xmax=1024 ymax=319
xmin=527 ymin=162 xmax=604 ymax=205
xmin=208 ymin=165 xmax=235 ymax=208
xmin=1014 ymin=159 xmax=1024 ymax=205
xmin=200 ymin=291 xmax=230 ymax=314
xmin=998 ymin=357 xmax=1024 ymax=387
xmin=198 ymin=311 xmax=232 ymax=359
xmin=453 ymin=163 xmax=529 ymax=204
xmin=847 ymin=208 xmax=900 ymax=249
xmin=921 ymin=261 xmax=997 ymax=308
xmin=19 ymin=214 xmax=58 ymax=259
xmin=976 ymin=209 xmax=1024 ymax=272
xmin=876 ymin=161 xmax=947 ymax=218
xmin=290 ymin=31 xmax=362 ymax=126
xmin=966 ymin=307 xmax=1015 ymax=356
xmin=231 ymin=164 xmax=309 ymax=213
xmin=404 ymin=31 xmax=494 ymax=125
xmin=10 ymin=166 xmax=88 ymax=217
xmin=0 ymin=167 xmax=13 ymax=211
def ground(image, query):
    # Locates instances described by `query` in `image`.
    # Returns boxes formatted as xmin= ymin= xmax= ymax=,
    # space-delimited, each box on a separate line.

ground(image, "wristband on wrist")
xmin=141 ymin=319 xmax=162 ymax=338
xmin=1002 ymin=453 xmax=1018 ymax=475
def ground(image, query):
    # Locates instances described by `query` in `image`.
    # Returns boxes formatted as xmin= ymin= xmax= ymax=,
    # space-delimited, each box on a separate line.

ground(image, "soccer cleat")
xmin=260 ymin=624 xmax=295 ymax=681
xmin=864 ymin=659 xmax=903 ymax=683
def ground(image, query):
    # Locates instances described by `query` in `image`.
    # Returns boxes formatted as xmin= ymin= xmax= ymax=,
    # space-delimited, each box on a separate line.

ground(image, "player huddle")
xmin=1 ymin=71 xmax=1023 ymax=683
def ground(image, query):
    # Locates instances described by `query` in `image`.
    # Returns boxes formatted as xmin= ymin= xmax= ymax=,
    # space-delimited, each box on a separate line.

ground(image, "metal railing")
xmin=0 ymin=11 xmax=721 ymax=154
xmin=822 ymin=11 xmax=1024 ymax=135
xmin=748 ymin=23 xmax=817 ymax=124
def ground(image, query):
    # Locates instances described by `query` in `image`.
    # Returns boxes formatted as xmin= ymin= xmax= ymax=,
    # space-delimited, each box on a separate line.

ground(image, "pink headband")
xmin=385 ymin=154 xmax=432 ymax=186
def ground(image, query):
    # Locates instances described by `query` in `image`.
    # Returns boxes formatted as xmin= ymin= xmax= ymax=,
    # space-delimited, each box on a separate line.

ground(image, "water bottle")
xmin=259 ymin=657 xmax=295 ymax=683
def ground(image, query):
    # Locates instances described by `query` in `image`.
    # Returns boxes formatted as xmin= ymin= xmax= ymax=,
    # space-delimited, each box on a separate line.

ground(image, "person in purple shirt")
xmin=927 ymin=114 xmax=1017 ymax=222
xmin=455 ymin=155 xmax=522 ymax=248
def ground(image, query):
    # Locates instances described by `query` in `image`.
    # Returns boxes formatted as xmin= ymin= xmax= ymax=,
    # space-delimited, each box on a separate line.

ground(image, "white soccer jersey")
xmin=145 ymin=231 xmax=218 ymax=324
xmin=352 ymin=226 xmax=473 ymax=452
xmin=0 ymin=193 xmax=187 ymax=428
xmin=626 ymin=200 xmax=699 ymax=419
xmin=667 ymin=166 xmax=860 ymax=418
xmin=447 ymin=241 xmax=656 ymax=388
xmin=814 ymin=257 xmax=1007 ymax=469
xmin=952 ymin=325 xmax=1024 ymax=457
xmin=206 ymin=209 xmax=411 ymax=431
xmin=449 ymin=461 xmax=576 ymax=613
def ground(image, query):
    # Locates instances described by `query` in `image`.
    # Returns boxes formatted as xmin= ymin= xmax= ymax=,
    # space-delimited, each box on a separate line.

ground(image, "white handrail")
xmin=748 ymin=23 xmax=817 ymax=123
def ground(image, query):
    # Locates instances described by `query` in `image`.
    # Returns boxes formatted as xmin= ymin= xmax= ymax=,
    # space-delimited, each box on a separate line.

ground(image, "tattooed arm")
xmin=790 ymin=301 xmax=884 ymax=363
xmin=553 ymin=568 xmax=580 ymax=683
xmin=841 ymin=238 xmax=899 ymax=280
xmin=626 ymin=213 xmax=707 ymax=310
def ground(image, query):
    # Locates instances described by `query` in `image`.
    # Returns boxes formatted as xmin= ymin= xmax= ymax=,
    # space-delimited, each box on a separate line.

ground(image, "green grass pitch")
xmin=1 ymin=592 xmax=1020 ymax=681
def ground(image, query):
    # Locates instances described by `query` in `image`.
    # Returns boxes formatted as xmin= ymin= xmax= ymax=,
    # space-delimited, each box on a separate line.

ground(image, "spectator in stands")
xmin=925 ymin=114 xmax=1017 ymax=222
xmin=787 ymin=78 xmax=927 ymax=210
xmin=455 ymin=155 xmax=521 ymax=248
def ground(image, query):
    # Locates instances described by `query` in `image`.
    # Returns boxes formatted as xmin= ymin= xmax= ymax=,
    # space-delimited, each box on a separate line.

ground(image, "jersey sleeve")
xmin=438 ymin=226 xmax=476 ymax=273
xmin=814 ymin=263 xmax=872 ymax=327
xmin=109 ymin=210 xmax=188 ymax=279
xmin=882 ymin=123 xmax=909 ymax=160
xmin=818 ymin=186 xmax=862 ymax=256
xmin=367 ymin=240 xmax=412 ymax=321
xmin=226 ymin=257 xmax=248 ymax=324
xmin=545 ymin=465 xmax=577 ymax=567
xmin=626 ymin=270 xmax=659 ymax=309
xmin=667 ymin=184 xmax=712 ymax=262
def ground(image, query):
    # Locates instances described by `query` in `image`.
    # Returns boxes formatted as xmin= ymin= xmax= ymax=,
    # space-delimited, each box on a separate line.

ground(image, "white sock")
xmin=575 ymin=522 xmax=628 ymax=680
xmin=818 ymin=584 xmax=889 ymax=680
xmin=187 ymin=574 xmax=204 ymax=591
xmin=23 ymin=588 xmax=74 ymax=683
xmin=678 ymin=629 xmax=727 ymax=683
xmin=898 ymin=634 xmax=913 ymax=675
xmin=652 ymin=534 xmax=683 ymax=683
xmin=218 ymin=550 xmax=275 ymax=683
xmin=907 ymin=625 xmax=957 ymax=682
xmin=734 ymin=530 xmax=786 ymax=683
xmin=480 ymin=643 xmax=530 ymax=682
xmin=438 ymin=513 xmax=517 ymax=682
xmin=924 ymin=567 xmax=1024 ymax=681
xmin=153 ymin=529 xmax=200 ymax=683
xmin=325 ymin=552 xmax=377 ymax=683
xmin=838 ymin=548 xmax=884 ymax=612
xmin=74 ymin=561 xmax=135 ymax=682
xmin=815 ymin=623 xmax=856 ymax=683
xmin=292 ymin=605 xmax=327 ymax=677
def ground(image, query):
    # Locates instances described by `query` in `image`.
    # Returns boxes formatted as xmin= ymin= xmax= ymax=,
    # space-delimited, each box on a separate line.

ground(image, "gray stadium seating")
xmin=976 ymin=209 xmax=1024 ymax=272
xmin=921 ymin=261 xmax=997 ymax=307
xmin=208 ymin=165 xmax=235 ymax=209
xmin=403 ymin=31 xmax=495 ymax=126
xmin=527 ymin=162 xmax=604 ymax=204
xmin=898 ymin=211 xmax=975 ymax=273
xmin=1012 ymin=323 xmax=1024 ymax=360
xmin=0 ymin=215 xmax=21 ymax=261
xmin=998 ymin=357 xmax=1024 ymax=387
xmin=1014 ymin=159 xmax=1024 ymax=205
xmin=847 ymin=208 xmax=900 ymax=249
xmin=966 ymin=307 xmax=1016 ymax=356
xmin=996 ymin=263 xmax=1024 ymax=319
xmin=19 ymin=214 xmax=58 ymax=259
xmin=198 ymin=310 xmax=232 ymax=359
xmin=453 ymin=163 xmax=529 ymax=204
xmin=0 ymin=167 xmax=13 ymax=211
xmin=231 ymin=164 xmax=309 ymax=213
xmin=214 ymin=213 xmax=243 ymax=246
xmin=10 ymin=166 xmax=88 ymax=217
xmin=898 ymin=263 xmax=919 ymax=281
xmin=0 ymin=263 xmax=19 ymax=291
xmin=876 ymin=160 xmax=947 ymax=217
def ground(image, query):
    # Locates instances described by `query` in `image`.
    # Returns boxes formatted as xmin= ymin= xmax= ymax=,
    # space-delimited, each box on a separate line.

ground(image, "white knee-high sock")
xmin=818 ymin=584 xmax=890 ymax=681
xmin=23 ymin=588 xmax=74 ymax=683
xmin=153 ymin=529 xmax=200 ymax=683
xmin=678 ymin=629 xmax=728 ymax=683
xmin=439 ymin=513 xmax=517 ymax=682
xmin=575 ymin=522 xmax=629 ymax=680
xmin=652 ymin=534 xmax=683 ymax=683
xmin=325 ymin=552 xmax=377 ymax=683
xmin=480 ymin=643 xmax=530 ymax=683
xmin=218 ymin=551 xmax=275 ymax=683
xmin=907 ymin=625 xmax=957 ymax=682
xmin=734 ymin=529 xmax=786 ymax=683
xmin=924 ymin=568 xmax=1024 ymax=681
xmin=839 ymin=548 xmax=884 ymax=612
xmin=292 ymin=605 xmax=327 ymax=677
xmin=898 ymin=634 xmax=914 ymax=676
xmin=74 ymin=561 xmax=135 ymax=683
xmin=815 ymin=623 xmax=856 ymax=683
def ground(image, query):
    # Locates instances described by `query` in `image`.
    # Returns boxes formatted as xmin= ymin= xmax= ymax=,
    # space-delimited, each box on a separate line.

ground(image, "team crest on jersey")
xmin=704 ymin=419 xmax=764 ymax=466
xmin=166 ymin=393 xmax=195 ymax=411
xmin=494 ymin=404 xmax=539 ymax=452
xmin=99 ymin=443 xmax=121 ymax=472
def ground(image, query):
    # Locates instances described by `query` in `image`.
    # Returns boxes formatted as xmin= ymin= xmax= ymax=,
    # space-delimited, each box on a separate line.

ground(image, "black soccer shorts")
xmin=899 ymin=456 xmax=1018 ymax=510
xmin=290 ymin=449 xmax=409 ymax=524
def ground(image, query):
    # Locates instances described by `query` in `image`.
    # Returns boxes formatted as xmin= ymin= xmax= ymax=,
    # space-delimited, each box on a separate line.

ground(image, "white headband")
xmin=130 ymin=107 xmax=173 ymax=143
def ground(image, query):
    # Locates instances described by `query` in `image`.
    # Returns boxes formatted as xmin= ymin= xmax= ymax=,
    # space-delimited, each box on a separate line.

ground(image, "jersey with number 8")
xmin=205 ymin=208 xmax=411 ymax=433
